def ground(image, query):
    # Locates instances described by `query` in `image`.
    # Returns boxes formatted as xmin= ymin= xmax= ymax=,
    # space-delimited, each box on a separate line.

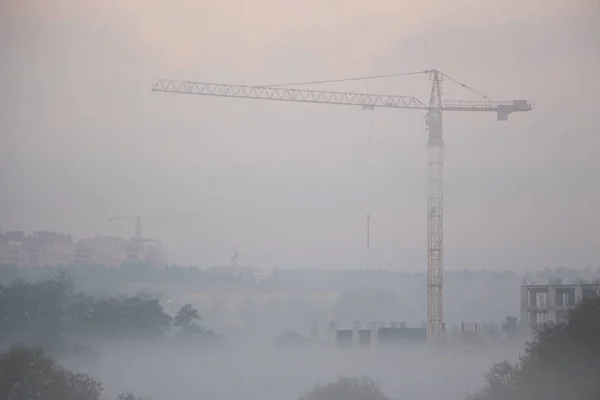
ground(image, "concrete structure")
xmin=0 ymin=232 xmax=29 ymax=267
xmin=318 ymin=320 xmax=505 ymax=347
xmin=125 ymin=238 xmax=166 ymax=267
xmin=327 ymin=321 xmax=427 ymax=348
xmin=76 ymin=236 xmax=128 ymax=267
xmin=27 ymin=231 xmax=76 ymax=267
xmin=521 ymin=281 xmax=600 ymax=328
xmin=0 ymin=231 xmax=75 ymax=267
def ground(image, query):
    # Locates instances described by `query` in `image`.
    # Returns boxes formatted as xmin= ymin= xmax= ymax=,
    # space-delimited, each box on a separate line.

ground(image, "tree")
xmin=501 ymin=316 xmax=519 ymax=340
xmin=0 ymin=273 xmax=177 ymax=349
xmin=501 ymin=316 xmax=518 ymax=332
xmin=469 ymin=361 xmax=518 ymax=400
xmin=471 ymin=297 xmax=600 ymax=400
xmin=174 ymin=304 xmax=201 ymax=329
xmin=299 ymin=376 xmax=390 ymax=400
xmin=174 ymin=303 xmax=204 ymax=338
xmin=0 ymin=346 xmax=103 ymax=400
xmin=0 ymin=273 xmax=74 ymax=351
xmin=118 ymin=296 xmax=173 ymax=339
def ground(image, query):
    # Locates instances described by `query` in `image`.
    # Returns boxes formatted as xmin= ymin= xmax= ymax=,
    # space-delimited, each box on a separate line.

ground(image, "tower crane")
xmin=151 ymin=69 xmax=533 ymax=341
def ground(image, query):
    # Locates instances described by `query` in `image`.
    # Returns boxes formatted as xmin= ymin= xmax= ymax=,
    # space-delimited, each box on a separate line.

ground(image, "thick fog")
xmin=63 ymin=340 xmax=517 ymax=400
xmin=2 ymin=1 xmax=600 ymax=400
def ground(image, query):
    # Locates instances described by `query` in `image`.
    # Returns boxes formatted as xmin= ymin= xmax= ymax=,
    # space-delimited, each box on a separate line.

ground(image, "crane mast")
xmin=151 ymin=70 xmax=533 ymax=342
xmin=426 ymin=71 xmax=444 ymax=341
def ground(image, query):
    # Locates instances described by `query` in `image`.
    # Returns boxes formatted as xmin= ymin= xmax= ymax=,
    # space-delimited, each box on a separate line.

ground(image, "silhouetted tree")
xmin=173 ymin=303 xmax=219 ymax=341
xmin=0 ymin=273 xmax=74 ymax=350
xmin=501 ymin=316 xmax=518 ymax=332
xmin=501 ymin=316 xmax=519 ymax=340
xmin=471 ymin=297 xmax=600 ymax=400
xmin=174 ymin=304 xmax=201 ymax=329
xmin=0 ymin=273 xmax=174 ymax=348
xmin=0 ymin=346 xmax=103 ymax=400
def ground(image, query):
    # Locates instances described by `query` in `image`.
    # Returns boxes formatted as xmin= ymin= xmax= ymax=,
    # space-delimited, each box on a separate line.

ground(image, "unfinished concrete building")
xmin=26 ymin=231 xmax=76 ymax=267
xmin=313 ymin=321 xmax=427 ymax=348
xmin=0 ymin=231 xmax=75 ymax=267
xmin=75 ymin=236 xmax=128 ymax=267
xmin=125 ymin=238 xmax=167 ymax=268
xmin=521 ymin=281 xmax=600 ymax=328
xmin=75 ymin=236 xmax=167 ymax=268
xmin=0 ymin=231 xmax=29 ymax=267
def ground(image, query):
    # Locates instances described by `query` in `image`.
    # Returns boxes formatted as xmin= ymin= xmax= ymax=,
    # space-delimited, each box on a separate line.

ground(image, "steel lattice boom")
xmin=152 ymin=79 xmax=427 ymax=110
xmin=151 ymin=70 xmax=533 ymax=342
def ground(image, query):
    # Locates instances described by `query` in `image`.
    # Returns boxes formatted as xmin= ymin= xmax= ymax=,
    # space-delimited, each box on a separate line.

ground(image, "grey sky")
xmin=1 ymin=0 xmax=599 ymax=269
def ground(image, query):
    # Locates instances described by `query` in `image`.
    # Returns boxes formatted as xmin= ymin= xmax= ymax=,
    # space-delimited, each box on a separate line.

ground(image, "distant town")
xmin=0 ymin=230 xmax=166 ymax=268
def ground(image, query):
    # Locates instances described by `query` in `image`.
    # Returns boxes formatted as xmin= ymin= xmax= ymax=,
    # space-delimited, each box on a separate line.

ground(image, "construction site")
xmin=151 ymin=69 xmax=534 ymax=342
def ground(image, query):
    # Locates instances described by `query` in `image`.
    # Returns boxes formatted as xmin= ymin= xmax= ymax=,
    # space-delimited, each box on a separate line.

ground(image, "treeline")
xmin=2 ymin=263 xmax=597 ymax=293
xmin=0 ymin=262 xmax=242 ymax=293
xmin=0 ymin=345 xmax=384 ymax=400
xmin=471 ymin=296 xmax=600 ymax=400
xmin=0 ymin=346 xmax=149 ymax=400
xmin=0 ymin=272 xmax=217 ymax=352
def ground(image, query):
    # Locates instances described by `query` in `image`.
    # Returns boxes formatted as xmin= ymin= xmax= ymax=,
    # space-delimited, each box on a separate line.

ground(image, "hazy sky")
xmin=1 ymin=0 xmax=599 ymax=270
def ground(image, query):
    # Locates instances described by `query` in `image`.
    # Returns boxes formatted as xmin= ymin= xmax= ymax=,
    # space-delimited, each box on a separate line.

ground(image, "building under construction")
xmin=520 ymin=280 xmax=600 ymax=328
xmin=310 ymin=320 xmax=504 ymax=348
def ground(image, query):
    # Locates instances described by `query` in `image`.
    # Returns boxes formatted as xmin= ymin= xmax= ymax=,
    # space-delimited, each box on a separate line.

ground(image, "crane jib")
xmin=152 ymin=79 xmax=427 ymax=110
xmin=152 ymin=79 xmax=533 ymax=117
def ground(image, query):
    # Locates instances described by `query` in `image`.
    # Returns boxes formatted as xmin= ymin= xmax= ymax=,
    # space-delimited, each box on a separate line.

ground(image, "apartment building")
xmin=75 ymin=236 xmax=128 ymax=267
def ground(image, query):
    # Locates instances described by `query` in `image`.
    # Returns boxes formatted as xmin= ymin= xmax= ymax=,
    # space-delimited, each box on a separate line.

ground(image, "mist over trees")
xmin=1 ymin=266 xmax=600 ymax=400
xmin=0 ymin=346 xmax=102 ymax=400
xmin=2 ymin=262 xmax=597 ymax=330
xmin=0 ymin=346 xmax=150 ymax=400
xmin=0 ymin=272 xmax=216 ymax=352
